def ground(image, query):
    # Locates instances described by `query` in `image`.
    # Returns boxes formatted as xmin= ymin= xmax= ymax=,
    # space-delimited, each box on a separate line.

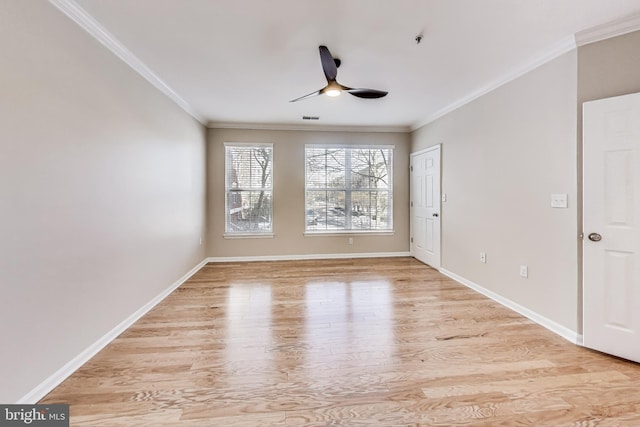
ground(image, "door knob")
xmin=588 ymin=233 xmax=602 ymax=242
xmin=433 ymin=213 xmax=439 ymax=217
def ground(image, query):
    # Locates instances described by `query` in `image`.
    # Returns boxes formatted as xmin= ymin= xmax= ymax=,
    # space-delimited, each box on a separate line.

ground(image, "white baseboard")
xmin=207 ymin=251 xmax=411 ymax=263
xmin=439 ymin=268 xmax=580 ymax=344
xmin=17 ymin=258 xmax=209 ymax=404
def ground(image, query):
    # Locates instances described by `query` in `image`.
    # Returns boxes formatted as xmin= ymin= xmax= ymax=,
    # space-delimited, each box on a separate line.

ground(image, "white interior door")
xmin=583 ymin=92 xmax=640 ymax=363
xmin=411 ymin=145 xmax=441 ymax=269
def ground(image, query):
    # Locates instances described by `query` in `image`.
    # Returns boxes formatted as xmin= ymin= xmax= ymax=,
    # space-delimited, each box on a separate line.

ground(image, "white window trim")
xmin=224 ymin=142 xmax=273 ymax=148
xmin=305 ymin=144 xmax=395 ymax=150
xmin=223 ymin=233 xmax=275 ymax=239
xmin=304 ymin=231 xmax=395 ymax=237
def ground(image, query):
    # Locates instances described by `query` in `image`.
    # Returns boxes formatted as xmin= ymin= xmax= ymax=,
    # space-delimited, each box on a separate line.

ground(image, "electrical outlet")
xmin=348 ymin=237 xmax=353 ymax=245
xmin=551 ymin=193 xmax=568 ymax=208
xmin=480 ymin=252 xmax=486 ymax=263
xmin=520 ymin=265 xmax=528 ymax=278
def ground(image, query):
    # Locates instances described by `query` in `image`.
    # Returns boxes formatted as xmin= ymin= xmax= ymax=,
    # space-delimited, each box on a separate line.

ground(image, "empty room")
xmin=2 ymin=0 xmax=640 ymax=425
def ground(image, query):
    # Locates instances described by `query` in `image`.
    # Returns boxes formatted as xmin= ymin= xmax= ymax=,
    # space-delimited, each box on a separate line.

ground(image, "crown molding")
xmin=412 ymin=11 xmax=640 ymax=131
xmin=575 ymin=11 xmax=640 ymax=46
xmin=48 ymin=0 xmax=207 ymax=125
xmin=208 ymin=121 xmax=411 ymax=133
xmin=411 ymin=35 xmax=577 ymax=131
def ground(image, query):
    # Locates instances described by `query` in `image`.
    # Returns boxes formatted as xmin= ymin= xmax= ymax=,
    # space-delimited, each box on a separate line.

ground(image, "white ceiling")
xmin=59 ymin=0 xmax=640 ymax=130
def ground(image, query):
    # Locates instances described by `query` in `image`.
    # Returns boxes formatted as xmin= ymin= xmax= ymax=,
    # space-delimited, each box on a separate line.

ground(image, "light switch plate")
xmin=520 ymin=265 xmax=528 ymax=278
xmin=551 ymin=193 xmax=568 ymax=208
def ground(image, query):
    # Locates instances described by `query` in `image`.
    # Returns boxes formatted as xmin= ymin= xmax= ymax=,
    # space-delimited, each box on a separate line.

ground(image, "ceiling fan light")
xmin=326 ymin=89 xmax=341 ymax=97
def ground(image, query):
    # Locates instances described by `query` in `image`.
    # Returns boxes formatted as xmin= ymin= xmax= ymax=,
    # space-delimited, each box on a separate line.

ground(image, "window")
xmin=305 ymin=145 xmax=393 ymax=233
xmin=225 ymin=143 xmax=273 ymax=235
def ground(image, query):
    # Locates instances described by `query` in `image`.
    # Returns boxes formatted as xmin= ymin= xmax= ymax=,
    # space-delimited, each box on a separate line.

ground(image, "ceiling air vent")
xmin=302 ymin=116 xmax=319 ymax=120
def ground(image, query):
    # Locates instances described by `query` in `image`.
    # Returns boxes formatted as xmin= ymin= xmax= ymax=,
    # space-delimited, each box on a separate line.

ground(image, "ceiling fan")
xmin=290 ymin=45 xmax=388 ymax=102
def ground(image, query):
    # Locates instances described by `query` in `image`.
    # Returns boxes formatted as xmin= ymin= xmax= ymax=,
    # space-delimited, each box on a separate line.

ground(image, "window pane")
xmin=323 ymin=191 xmax=346 ymax=230
xmin=225 ymin=144 xmax=273 ymax=234
xmin=305 ymin=148 xmax=327 ymax=189
xmin=306 ymin=190 xmax=347 ymax=230
xmin=350 ymin=149 xmax=372 ymax=189
xmin=227 ymin=147 xmax=272 ymax=189
xmin=326 ymin=149 xmax=345 ymax=188
xmin=306 ymin=190 xmax=325 ymax=230
xmin=373 ymin=190 xmax=392 ymax=230
xmin=351 ymin=191 xmax=372 ymax=229
xmin=225 ymin=190 xmax=273 ymax=233
xmin=351 ymin=148 xmax=391 ymax=190
xmin=306 ymin=148 xmax=346 ymax=189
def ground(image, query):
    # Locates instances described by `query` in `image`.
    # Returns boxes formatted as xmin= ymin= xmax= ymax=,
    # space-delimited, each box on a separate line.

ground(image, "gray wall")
xmin=207 ymin=128 xmax=410 ymax=258
xmin=412 ymin=51 xmax=579 ymax=332
xmin=0 ymin=1 xmax=207 ymax=402
xmin=578 ymin=30 xmax=640 ymax=105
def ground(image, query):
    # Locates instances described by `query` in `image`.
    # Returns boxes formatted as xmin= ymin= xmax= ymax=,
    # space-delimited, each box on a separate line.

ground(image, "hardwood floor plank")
xmin=39 ymin=257 xmax=640 ymax=426
xmin=71 ymin=408 xmax=183 ymax=427
xmin=421 ymin=371 xmax=630 ymax=398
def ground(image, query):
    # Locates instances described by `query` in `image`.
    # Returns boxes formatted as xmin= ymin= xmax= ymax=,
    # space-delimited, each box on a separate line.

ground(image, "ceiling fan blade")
xmin=344 ymin=88 xmax=388 ymax=99
xmin=319 ymin=45 xmax=338 ymax=82
xmin=289 ymin=89 xmax=322 ymax=102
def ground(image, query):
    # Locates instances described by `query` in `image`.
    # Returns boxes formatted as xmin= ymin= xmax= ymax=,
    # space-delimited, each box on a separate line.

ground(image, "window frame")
xmin=304 ymin=144 xmax=394 ymax=235
xmin=224 ymin=142 xmax=274 ymax=238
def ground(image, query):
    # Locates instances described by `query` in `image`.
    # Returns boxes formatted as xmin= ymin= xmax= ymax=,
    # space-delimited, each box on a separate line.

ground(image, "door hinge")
xmin=410 ymin=201 xmax=413 ymax=207
xmin=410 ymin=237 xmax=413 ymax=243
xmin=410 ymin=165 xmax=413 ymax=172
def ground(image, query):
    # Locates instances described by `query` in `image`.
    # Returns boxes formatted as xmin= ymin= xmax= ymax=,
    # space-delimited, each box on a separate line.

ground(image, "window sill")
xmin=224 ymin=233 xmax=275 ymax=239
xmin=304 ymin=230 xmax=395 ymax=237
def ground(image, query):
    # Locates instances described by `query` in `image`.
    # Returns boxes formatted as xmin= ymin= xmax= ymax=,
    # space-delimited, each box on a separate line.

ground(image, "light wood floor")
xmin=41 ymin=257 xmax=640 ymax=426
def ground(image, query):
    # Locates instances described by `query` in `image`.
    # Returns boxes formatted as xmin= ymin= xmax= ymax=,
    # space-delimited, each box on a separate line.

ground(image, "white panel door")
xmin=583 ymin=92 xmax=640 ymax=363
xmin=411 ymin=145 xmax=441 ymax=268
